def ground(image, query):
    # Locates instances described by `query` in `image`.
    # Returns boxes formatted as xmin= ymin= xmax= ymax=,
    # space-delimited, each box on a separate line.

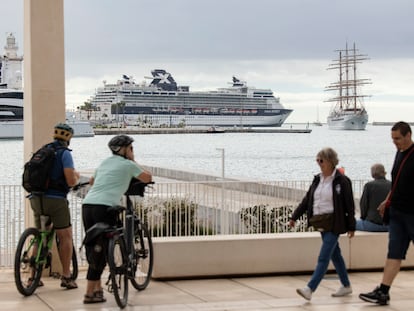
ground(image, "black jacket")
xmin=360 ymin=177 xmax=391 ymax=224
xmin=291 ymin=170 xmax=356 ymax=234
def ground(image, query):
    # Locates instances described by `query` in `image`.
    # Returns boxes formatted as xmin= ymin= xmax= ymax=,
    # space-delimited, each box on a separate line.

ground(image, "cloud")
xmin=3 ymin=0 xmax=414 ymax=123
xmin=63 ymin=0 xmax=414 ymax=63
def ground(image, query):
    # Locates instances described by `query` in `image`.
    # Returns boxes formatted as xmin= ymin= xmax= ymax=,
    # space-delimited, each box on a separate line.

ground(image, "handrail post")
xmin=216 ymin=148 xmax=227 ymax=234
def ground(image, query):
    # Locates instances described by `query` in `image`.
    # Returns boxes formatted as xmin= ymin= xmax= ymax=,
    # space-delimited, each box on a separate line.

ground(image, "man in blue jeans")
xmin=360 ymin=121 xmax=414 ymax=305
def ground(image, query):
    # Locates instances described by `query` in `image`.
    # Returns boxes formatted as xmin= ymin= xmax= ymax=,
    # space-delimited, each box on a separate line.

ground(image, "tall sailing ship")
xmin=325 ymin=43 xmax=370 ymax=130
xmin=87 ymin=70 xmax=292 ymax=128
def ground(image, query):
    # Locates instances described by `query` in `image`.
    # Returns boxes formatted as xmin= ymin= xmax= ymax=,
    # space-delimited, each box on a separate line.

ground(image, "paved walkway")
xmin=2 ymin=268 xmax=414 ymax=310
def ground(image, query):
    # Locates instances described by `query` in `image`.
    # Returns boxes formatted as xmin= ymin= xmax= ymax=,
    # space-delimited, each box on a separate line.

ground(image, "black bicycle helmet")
xmin=108 ymin=135 xmax=134 ymax=153
xmin=53 ymin=123 xmax=74 ymax=142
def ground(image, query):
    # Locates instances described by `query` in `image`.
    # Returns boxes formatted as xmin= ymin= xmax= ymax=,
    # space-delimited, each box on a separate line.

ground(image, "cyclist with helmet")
xmin=81 ymin=134 xmax=152 ymax=304
xmin=30 ymin=123 xmax=81 ymax=289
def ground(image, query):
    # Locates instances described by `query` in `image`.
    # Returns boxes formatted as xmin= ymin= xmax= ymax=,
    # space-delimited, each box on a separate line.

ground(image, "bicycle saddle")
xmin=83 ymin=222 xmax=111 ymax=246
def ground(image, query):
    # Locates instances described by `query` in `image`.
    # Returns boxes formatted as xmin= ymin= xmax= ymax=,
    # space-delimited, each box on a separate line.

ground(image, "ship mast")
xmin=352 ymin=43 xmax=358 ymax=110
xmin=339 ymin=50 xmax=343 ymax=110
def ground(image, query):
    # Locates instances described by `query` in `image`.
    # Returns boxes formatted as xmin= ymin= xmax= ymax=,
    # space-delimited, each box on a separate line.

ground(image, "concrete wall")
xmin=151 ymin=232 xmax=414 ymax=279
xmin=144 ymin=165 xmax=308 ymax=201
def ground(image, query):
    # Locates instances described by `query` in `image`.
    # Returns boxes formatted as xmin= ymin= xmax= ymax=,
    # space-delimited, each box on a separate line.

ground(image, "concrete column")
xmin=23 ymin=0 xmax=66 ymax=226
xmin=23 ymin=0 xmax=66 ymax=153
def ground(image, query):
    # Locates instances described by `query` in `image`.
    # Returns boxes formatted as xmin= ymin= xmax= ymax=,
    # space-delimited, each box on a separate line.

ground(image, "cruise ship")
xmin=0 ymin=33 xmax=94 ymax=139
xmin=87 ymin=69 xmax=292 ymax=127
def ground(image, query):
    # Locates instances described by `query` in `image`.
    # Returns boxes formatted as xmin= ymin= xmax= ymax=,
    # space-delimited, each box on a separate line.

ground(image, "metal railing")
xmin=0 ymin=180 xmax=366 ymax=267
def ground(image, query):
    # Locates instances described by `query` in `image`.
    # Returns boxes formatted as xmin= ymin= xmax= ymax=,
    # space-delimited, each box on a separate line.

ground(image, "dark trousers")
xmin=82 ymin=204 xmax=117 ymax=281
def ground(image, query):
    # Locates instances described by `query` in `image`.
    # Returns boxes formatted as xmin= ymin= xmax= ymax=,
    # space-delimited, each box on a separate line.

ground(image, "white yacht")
xmin=0 ymin=33 xmax=94 ymax=139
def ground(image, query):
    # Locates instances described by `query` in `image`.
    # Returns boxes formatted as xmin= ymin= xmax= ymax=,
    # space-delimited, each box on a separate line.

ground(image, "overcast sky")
xmin=3 ymin=0 xmax=414 ymax=122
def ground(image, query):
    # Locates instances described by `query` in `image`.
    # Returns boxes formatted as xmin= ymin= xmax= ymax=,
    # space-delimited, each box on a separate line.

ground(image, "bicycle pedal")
xmin=44 ymin=253 xmax=52 ymax=268
xmin=105 ymin=277 xmax=113 ymax=293
xmin=138 ymin=249 xmax=148 ymax=257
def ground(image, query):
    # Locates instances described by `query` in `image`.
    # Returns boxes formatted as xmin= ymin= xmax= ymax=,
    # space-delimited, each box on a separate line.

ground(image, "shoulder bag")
xmin=309 ymin=213 xmax=333 ymax=232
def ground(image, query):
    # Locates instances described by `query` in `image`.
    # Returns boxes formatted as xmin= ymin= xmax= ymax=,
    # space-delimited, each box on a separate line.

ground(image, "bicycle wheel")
xmin=14 ymin=227 xmax=44 ymax=296
xmin=55 ymin=237 xmax=78 ymax=280
xmin=108 ymin=235 xmax=128 ymax=308
xmin=130 ymin=222 xmax=153 ymax=290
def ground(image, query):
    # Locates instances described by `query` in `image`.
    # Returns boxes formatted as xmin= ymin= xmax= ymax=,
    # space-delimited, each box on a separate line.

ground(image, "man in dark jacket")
xmin=360 ymin=121 xmax=414 ymax=305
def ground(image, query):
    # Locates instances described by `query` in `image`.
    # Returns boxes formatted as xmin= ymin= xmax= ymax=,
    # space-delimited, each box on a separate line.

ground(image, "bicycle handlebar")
xmin=72 ymin=181 xmax=90 ymax=191
xmin=125 ymin=179 xmax=155 ymax=197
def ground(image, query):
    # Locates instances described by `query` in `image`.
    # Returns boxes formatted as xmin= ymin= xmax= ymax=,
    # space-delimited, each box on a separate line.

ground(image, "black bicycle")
xmin=84 ymin=180 xmax=154 ymax=308
xmin=14 ymin=183 xmax=88 ymax=296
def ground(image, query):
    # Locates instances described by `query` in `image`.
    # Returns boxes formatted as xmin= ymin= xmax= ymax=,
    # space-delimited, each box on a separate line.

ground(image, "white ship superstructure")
xmin=87 ymin=70 xmax=292 ymax=127
xmin=326 ymin=43 xmax=370 ymax=130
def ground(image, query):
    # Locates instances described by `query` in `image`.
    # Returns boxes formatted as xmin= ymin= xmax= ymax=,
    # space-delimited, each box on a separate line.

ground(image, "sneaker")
xmin=296 ymin=286 xmax=312 ymax=300
xmin=60 ymin=276 xmax=78 ymax=289
xmin=332 ymin=286 xmax=352 ymax=297
xmin=359 ymin=286 xmax=390 ymax=305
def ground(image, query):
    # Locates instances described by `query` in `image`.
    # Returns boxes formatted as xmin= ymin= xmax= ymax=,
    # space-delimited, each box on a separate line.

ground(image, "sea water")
xmin=1 ymin=124 xmax=396 ymax=185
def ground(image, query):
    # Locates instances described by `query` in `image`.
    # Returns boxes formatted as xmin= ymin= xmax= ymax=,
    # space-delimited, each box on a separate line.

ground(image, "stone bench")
xmin=151 ymin=232 xmax=414 ymax=279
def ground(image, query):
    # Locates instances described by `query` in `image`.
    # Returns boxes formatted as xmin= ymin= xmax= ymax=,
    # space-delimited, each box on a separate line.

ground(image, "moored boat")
xmin=206 ymin=126 xmax=225 ymax=133
xmin=0 ymin=33 xmax=94 ymax=139
xmin=0 ymin=119 xmax=94 ymax=139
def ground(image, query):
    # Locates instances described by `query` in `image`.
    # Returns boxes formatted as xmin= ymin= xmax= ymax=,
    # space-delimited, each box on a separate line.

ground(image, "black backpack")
xmin=22 ymin=144 xmax=62 ymax=193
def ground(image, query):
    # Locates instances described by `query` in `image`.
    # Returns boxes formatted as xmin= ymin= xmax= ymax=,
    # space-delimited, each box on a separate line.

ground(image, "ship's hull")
xmin=0 ymin=90 xmax=94 ymax=138
xmin=0 ymin=121 xmax=23 ymax=138
xmin=327 ymin=112 xmax=368 ymax=130
xmin=0 ymin=120 xmax=95 ymax=139
xmin=120 ymin=109 xmax=292 ymax=127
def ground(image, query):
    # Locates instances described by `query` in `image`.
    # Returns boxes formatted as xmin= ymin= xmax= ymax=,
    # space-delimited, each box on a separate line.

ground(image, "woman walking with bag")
xmin=289 ymin=147 xmax=356 ymax=301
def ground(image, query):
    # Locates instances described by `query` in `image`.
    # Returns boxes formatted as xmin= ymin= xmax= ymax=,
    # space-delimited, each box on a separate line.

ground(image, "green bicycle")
xmin=14 ymin=183 xmax=87 ymax=296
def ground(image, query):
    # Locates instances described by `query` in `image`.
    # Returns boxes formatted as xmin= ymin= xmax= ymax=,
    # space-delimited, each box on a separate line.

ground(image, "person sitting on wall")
xmin=356 ymin=163 xmax=391 ymax=232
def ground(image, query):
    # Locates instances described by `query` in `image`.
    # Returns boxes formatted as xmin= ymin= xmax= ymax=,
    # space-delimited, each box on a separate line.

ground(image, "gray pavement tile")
xmin=128 ymin=280 xmax=204 ymax=306
xmin=168 ymin=278 xmax=273 ymax=302
xmin=2 ymin=269 xmax=414 ymax=310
